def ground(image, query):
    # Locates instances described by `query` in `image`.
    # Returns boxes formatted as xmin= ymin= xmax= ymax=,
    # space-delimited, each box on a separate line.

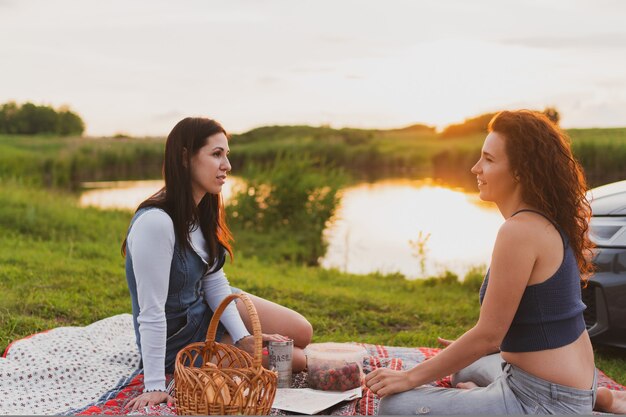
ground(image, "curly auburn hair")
xmin=488 ymin=110 xmax=594 ymax=279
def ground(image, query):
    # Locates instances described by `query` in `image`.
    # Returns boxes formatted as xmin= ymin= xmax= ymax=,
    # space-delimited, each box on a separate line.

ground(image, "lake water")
xmin=80 ymin=179 xmax=242 ymax=210
xmin=80 ymin=178 xmax=503 ymax=279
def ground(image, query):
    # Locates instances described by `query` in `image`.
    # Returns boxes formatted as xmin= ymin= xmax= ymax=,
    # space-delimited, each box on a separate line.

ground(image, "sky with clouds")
xmin=1 ymin=0 xmax=626 ymax=136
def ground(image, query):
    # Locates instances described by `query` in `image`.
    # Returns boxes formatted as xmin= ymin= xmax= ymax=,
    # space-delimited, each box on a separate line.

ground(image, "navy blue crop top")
xmin=479 ymin=209 xmax=586 ymax=352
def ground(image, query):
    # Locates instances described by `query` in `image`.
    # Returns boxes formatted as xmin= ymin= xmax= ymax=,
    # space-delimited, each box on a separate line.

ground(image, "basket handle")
xmin=205 ymin=293 xmax=264 ymax=367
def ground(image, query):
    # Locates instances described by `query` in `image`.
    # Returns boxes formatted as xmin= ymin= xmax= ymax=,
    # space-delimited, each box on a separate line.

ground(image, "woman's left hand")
xmin=437 ymin=337 xmax=455 ymax=347
xmin=261 ymin=333 xmax=290 ymax=343
xmin=124 ymin=391 xmax=175 ymax=412
xmin=365 ymin=368 xmax=415 ymax=397
xmin=235 ymin=333 xmax=289 ymax=355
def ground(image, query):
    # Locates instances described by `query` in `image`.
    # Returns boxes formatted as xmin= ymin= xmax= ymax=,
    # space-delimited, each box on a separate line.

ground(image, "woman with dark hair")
xmin=122 ymin=117 xmax=313 ymax=411
xmin=366 ymin=110 xmax=626 ymax=414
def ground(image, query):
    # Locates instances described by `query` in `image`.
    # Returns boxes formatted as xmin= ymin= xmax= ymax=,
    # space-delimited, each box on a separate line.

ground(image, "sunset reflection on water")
xmin=319 ymin=179 xmax=503 ymax=279
xmin=79 ymin=178 xmax=242 ymax=211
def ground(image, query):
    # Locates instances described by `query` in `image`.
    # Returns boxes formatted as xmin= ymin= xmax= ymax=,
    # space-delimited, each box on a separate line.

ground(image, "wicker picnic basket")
xmin=173 ymin=293 xmax=278 ymax=415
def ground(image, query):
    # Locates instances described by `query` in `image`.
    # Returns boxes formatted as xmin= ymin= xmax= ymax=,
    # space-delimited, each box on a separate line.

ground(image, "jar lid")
xmin=304 ymin=343 xmax=368 ymax=360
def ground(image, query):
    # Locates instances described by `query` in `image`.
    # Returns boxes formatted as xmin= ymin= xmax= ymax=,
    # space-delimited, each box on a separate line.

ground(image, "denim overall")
xmin=125 ymin=207 xmax=227 ymax=372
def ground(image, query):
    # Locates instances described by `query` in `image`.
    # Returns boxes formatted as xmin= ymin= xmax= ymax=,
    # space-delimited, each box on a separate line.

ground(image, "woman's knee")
xmin=452 ymin=353 xmax=503 ymax=387
xmin=291 ymin=317 xmax=313 ymax=347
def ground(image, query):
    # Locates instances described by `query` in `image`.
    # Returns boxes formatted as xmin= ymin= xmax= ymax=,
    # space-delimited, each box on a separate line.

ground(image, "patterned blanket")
xmin=1 ymin=314 xmax=624 ymax=415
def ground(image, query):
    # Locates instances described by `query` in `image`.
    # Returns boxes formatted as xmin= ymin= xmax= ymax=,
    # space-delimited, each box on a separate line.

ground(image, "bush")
xmin=422 ymin=270 xmax=459 ymax=287
xmin=228 ymin=152 xmax=346 ymax=265
xmin=440 ymin=113 xmax=497 ymax=138
xmin=462 ymin=265 xmax=487 ymax=292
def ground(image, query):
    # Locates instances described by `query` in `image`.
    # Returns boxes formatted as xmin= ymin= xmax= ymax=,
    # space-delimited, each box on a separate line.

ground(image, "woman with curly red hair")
xmin=366 ymin=110 xmax=625 ymax=414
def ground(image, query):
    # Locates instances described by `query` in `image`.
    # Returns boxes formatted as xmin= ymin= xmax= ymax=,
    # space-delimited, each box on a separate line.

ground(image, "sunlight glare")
xmin=320 ymin=179 xmax=503 ymax=279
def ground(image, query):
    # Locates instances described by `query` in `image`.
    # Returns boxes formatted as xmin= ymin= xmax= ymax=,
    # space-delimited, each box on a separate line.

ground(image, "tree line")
xmin=440 ymin=107 xmax=560 ymax=138
xmin=0 ymin=101 xmax=85 ymax=135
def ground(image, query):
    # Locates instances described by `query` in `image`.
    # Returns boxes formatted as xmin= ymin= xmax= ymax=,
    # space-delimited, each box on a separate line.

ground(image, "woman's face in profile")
xmin=189 ymin=132 xmax=231 ymax=200
xmin=471 ymin=131 xmax=518 ymax=203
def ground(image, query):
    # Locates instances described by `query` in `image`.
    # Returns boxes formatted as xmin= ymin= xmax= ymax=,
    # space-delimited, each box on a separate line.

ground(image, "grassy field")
xmin=231 ymin=126 xmax=626 ymax=187
xmin=0 ymin=180 xmax=624 ymax=385
xmin=568 ymin=128 xmax=626 ymax=186
xmin=2 ymin=126 xmax=625 ymax=190
xmin=0 ymin=134 xmax=165 ymax=189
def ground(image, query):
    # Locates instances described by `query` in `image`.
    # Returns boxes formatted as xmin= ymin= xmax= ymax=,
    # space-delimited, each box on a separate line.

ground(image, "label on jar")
xmin=268 ymin=340 xmax=293 ymax=388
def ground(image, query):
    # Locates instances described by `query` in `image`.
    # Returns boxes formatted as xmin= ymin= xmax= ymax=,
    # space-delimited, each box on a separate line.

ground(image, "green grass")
xmin=569 ymin=128 xmax=626 ymax=187
xmin=0 ymin=134 xmax=165 ymax=188
xmin=0 ymin=181 xmax=132 ymax=345
xmin=208 ymin=125 xmax=626 ymax=188
xmin=2 ymin=126 xmax=626 ymax=190
xmin=0 ymin=180 xmax=624 ymax=385
xmin=568 ymin=127 xmax=626 ymax=143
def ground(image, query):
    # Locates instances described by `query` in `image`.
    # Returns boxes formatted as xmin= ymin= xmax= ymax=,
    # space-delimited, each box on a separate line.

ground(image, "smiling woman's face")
xmin=470 ymin=131 xmax=518 ymax=204
xmin=190 ymin=132 xmax=231 ymax=203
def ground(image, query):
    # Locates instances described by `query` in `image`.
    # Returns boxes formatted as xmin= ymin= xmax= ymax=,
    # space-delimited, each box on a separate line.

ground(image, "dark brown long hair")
xmin=488 ymin=110 xmax=593 ymax=279
xmin=122 ymin=117 xmax=234 ymax=262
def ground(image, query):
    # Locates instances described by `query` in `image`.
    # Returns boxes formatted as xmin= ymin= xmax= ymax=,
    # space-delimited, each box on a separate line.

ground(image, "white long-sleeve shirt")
xmin=127 ymin=209 xmax=250 ymax=392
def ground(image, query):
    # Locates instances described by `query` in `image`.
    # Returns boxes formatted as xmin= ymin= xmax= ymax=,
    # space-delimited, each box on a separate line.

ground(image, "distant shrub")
xmin=543 ymin=106 xmax=560 ymax=124
xmin=112 ymin=132 xmax=132 ymax=139
xmin=422 ymin=270 xmax=459 ymax=287
xmin=228 ymin=152 xmax=346 ymax=265
xmin=462 ymin=265 xmax=486 ymax=292
xmin=440 ymin=113 xmax=497 ymax=138
xmin=338 ymin=128 xmax=374 ymax=145
xmin=390 ymin=123 xmax=437 ymax=134
xmin=0 ymin=101 xmax=85 ymax=136
xmin=231 ymin=125 xmax=334 ymax=144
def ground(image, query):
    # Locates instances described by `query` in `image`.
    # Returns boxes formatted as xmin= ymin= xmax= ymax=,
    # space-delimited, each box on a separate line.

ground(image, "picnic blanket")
xmin=1 ymin=314 xmax=624 ymax=415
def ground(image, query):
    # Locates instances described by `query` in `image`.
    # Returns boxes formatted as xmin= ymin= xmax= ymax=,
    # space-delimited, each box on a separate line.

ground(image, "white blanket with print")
xmin=0 ymin=314 xmax=140 ymax=415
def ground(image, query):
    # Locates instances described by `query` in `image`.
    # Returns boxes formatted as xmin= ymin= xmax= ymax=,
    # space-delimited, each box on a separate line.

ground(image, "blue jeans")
xmin=378 ymin=354 xmax=596 ymax=415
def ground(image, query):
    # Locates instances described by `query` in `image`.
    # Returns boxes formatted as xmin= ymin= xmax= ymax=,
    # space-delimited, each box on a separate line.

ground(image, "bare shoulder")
xmin=495 ymin=211 xmax=559 ymax=254
xmin=514 ymin=210 xmax=559 ymax=235
xmin=495 ymin=213 xmax=537 ymax=244
xmin=497 ymin=211 xmax=555 ymax=251
xmin=488 ymin=213 xmax=546 ymax=287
